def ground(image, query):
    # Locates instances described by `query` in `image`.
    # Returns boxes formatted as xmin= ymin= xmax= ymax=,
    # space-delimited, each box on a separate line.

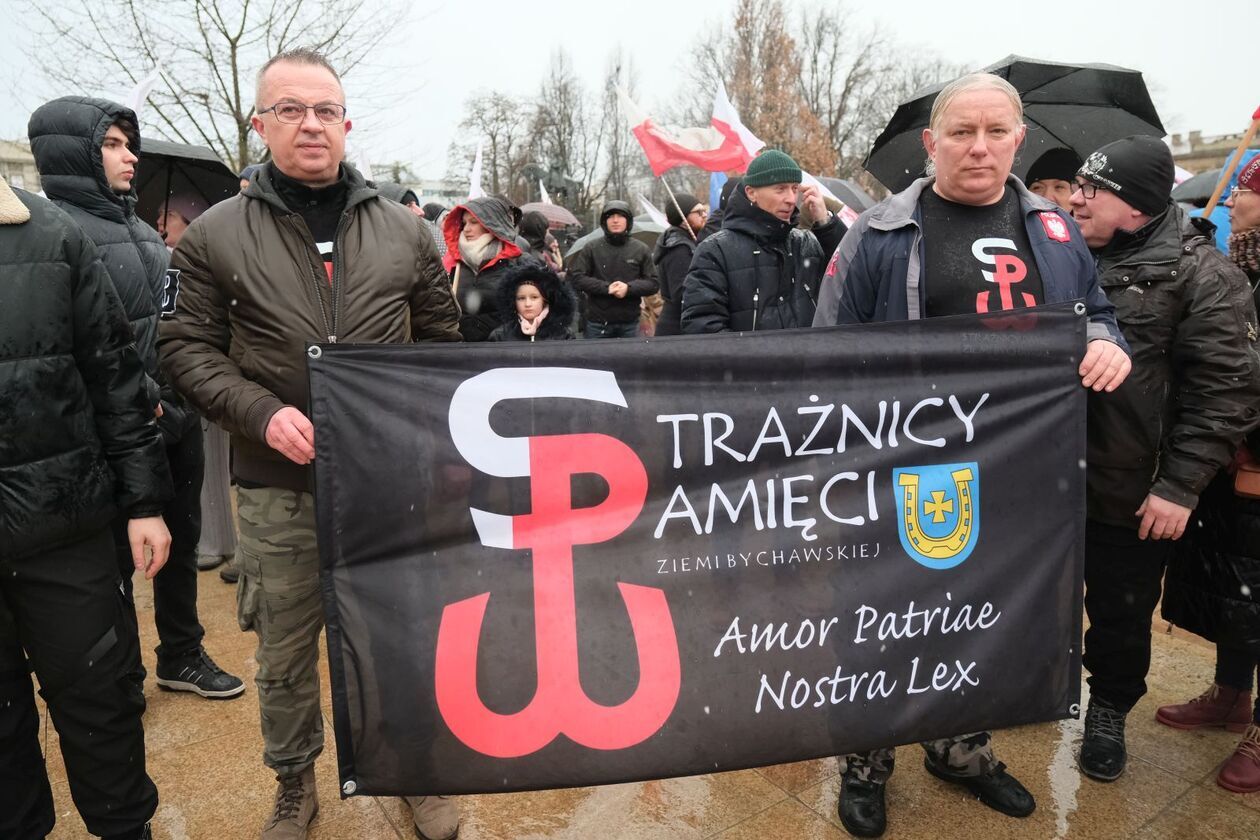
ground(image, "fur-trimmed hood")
xmin=491 ymin=258 xmax=577 ymax=338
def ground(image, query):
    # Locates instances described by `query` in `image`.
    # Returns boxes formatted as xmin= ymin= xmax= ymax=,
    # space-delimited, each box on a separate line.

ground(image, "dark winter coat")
xmin=1163 ymin=472 xmax=1260 ymax=655
xmin=487 ymin=259 xmax=577 ymax=341
xmin=653 ymin=225 xmax=698 ymax=336
xmin=567 ymin=201 xmax=658 ymax=325
xmin=0 ymin=181 xmax=171 ymax=559
xmin=28 ymin=96 xmax=194 ymax=442
xmin=682 ymin=188 xmax=844 ymax=333
xmin=159 ymin=162 xmax=461 ymax=494
xmin=1086 ymin=205 xmax=1260 ymax=527
xmin=442 ymin=196 xmax=524 ymax=342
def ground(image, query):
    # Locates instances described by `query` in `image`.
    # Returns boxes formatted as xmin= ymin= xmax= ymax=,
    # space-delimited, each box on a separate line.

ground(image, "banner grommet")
xmin=342 ymin=780 xmax=357 ymax=795
xmin=1069 ymin=703 xmax=1081 ymax=717
xmin=1073 ymin=302 xmax=1086 ymax=316
xmin=308 ymin=345 xmax=323 ymax=360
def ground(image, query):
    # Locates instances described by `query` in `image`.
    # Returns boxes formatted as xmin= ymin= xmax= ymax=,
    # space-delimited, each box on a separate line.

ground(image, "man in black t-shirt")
xmin=919 ymin=187 xmax=1044 ymax=317
xmin=814 ymin=72 xmax=1130 ymax=840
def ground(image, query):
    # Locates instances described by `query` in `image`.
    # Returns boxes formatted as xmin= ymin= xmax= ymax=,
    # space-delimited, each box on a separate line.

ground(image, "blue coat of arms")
xmin=892 ymin=462 xmax=980 ymax=570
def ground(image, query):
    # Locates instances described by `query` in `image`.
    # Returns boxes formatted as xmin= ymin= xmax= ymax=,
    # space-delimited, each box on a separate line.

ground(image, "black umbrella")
xmin=1171 ymin=168 xmax=1220 ymax=205
xmin=134 ymin=139 xmax=239 ymax=229
xmin=865 ymin=55 xmax=1166 ymax=192
xmin=817 ymin=177 xmax=878 ymax=212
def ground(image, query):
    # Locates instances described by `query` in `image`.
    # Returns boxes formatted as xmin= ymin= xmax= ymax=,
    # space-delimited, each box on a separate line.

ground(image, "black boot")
xmin=102 ymin=822 xmax=152 ymax=840
xmin=924 ymin=758 xmax=1035 ymax=817
xmin=1079 ymin=697 xmax=1127 ymax=781
xmin=838 ymin=770 xmax=886 ymax=838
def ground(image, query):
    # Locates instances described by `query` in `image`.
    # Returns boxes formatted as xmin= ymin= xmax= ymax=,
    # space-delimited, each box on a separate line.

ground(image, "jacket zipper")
xmin=327 ymin=210 xmax=353 ymax=343
xmin=291 ymin=214 xmax=339 ymax=343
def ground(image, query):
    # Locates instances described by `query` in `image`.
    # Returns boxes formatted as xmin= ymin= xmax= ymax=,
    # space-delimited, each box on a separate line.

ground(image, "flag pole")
xmin=660 ymin=177 xmax=697 ymax=240
xmin=1203 ymin=105 xmax=1260 ymax=217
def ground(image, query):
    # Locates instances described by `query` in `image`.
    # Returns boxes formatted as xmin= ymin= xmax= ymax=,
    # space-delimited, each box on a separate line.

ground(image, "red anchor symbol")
xmin=435 ymin=373 xmax=680 ymax=759
xmin=975 ymin=254 xmax=1036 ymax=314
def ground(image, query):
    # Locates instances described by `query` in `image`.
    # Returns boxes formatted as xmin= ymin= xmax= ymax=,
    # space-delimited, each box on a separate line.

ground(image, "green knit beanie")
xmin=743 ymin=149 xmax=802 ymax=187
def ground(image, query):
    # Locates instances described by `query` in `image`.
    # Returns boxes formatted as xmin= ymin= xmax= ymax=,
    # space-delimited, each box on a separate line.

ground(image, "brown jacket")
xmin=158 ymin=164 xmax=461 ymax=492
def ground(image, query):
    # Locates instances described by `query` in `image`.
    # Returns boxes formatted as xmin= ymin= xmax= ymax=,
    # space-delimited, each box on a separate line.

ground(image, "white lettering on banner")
xmin=655 ymin=393 xmax=990 ymax=468
xmin=739 ymin=594 xmax=1000 ymax=714
xmin=654 ymin=543 xmax=880 ymax=575
xmin=654 ymin=471 xmax=880 ymax=541
xmin=851 ymin=594 xmax=1001 ymax=643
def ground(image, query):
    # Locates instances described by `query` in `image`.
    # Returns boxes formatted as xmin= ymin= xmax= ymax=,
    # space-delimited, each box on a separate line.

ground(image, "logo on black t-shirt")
xmin=971 ymin=238 xmax=1035 ymax=313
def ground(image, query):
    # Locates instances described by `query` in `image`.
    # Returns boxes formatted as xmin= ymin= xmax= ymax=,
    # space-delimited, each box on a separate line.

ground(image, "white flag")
xmin=636 ymin=194 xmax=668 ymax=228
xmin=125 ymin=66 xmax=162 ymax=123
xmin=468 ymin=141 xmax=485 ymax=200
xmin=539 ymin=179 xmax=552 ymax=205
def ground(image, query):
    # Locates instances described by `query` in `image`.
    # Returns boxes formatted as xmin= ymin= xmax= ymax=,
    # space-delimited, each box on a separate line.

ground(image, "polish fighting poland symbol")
xmin=435 ymin=368 xmax=681 ymax=758
xmin=972 ymin=238 xmax=1036 ymax=314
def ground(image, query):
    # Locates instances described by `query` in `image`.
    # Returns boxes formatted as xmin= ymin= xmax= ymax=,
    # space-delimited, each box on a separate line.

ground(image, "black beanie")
xmin=1077 ymin=135 xmax=1174 ymax=217
xmin=665 ymin=192 xmax=701 ymax=226
xmin=1025 ymin=148 xmax=1082 ymax=185
xmin=422 ymin=202 xmax=446 ymax=220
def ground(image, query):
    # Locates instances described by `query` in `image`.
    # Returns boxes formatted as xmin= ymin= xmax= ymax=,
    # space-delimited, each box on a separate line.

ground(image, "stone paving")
xmin=38 ymin=571 xmax=1260 ymax=839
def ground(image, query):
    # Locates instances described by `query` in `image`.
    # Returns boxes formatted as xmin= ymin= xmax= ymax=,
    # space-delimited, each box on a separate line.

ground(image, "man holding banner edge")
xmin=814 ymin=72 xmax=1128 ymax=838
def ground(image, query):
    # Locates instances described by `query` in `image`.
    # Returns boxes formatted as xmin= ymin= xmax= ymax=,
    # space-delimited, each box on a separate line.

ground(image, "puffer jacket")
xmin=0 ymin=181 xmax=170 ymax=559
xmin=1163 ymin=473 xmax=1260 ymax=655
xmin=159 ymin=162 xmax=461 ymax=493
xmin=442 ymin=196 xmax=524 ymax=341
xmin=487 ymin=259 xmax=577 ymax=341
xmin=682 ymin=188 xmax=844 ymax=333
xmin=653 ymin=225 xmax=698 ymax=336
xmin=1086 ymin=204 xmax=1260 ymax=526
xmin=28 ymin=96 xmax=193 ymax=442
xmin=567 ymin=201 xmax=658 ymax=325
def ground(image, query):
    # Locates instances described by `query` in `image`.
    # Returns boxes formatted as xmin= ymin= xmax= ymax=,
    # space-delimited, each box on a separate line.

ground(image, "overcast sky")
xmin=1 ymin=0 xmax=1251 ymax=178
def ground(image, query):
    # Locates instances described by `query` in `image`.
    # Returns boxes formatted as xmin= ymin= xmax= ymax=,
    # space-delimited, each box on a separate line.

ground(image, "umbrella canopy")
xmin=520 ymin=201 xmax=580 ymax=228
xmin=865 ymin=55 xmax=1166 ymax=193
xmin=816 ymin=177 xmax=878 ymax=212
xmin=1171 ymin=168 xmax=1221 ymax=205
xmin=564 ymin=215 xmax=664 ymax=258
xmin=134 ymin=139 xmax=239 ymax=229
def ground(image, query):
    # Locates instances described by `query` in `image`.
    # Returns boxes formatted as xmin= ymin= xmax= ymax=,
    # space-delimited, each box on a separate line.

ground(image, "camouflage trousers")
xmin=236 ymin=486 xmax=324 ymax=775
xmin=839 ymin=731 xmax=996 ymax=785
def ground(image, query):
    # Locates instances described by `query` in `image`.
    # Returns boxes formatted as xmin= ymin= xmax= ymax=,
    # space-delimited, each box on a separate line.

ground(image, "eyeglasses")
xmin=1230 ymin=186 xmax=1254 ymax=201
xmin=1072 ymin=181 xmax=1104 ymax=199
xmin=258 ymin=101 xmax=347 ymax=125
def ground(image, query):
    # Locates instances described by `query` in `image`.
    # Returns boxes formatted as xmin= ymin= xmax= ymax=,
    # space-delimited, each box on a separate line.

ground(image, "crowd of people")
xmin=3 ymin=44 xmax=1260 ymax=840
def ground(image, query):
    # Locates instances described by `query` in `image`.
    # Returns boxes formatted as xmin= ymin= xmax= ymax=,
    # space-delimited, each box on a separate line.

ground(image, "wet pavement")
xmin=39 ymin=571 xmax=1260 ymax=839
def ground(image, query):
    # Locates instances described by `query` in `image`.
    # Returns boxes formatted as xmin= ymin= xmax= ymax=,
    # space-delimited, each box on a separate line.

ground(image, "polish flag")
xmin=621 ymin=83 xmax=765 ymax=177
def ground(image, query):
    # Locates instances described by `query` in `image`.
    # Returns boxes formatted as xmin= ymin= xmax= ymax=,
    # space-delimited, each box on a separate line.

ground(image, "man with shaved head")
xmin=159 ymin=47 xmax=462 ymax=840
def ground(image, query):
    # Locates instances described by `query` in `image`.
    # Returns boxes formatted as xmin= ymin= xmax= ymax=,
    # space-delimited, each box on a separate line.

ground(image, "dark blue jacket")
xmin=813 ymin=175 xmax=1126 ymax=349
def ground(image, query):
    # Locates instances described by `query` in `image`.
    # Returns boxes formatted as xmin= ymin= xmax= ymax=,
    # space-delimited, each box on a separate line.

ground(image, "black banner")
xmin=309 ymin=304 xmax=1086 ymax=796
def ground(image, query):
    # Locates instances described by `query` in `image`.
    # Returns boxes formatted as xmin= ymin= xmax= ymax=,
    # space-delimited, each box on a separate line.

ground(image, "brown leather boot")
xmin=1218 ymin=724 xmax=1260 ymax=793
xmin=1155 ymin=684 xmax=1252 ymax=733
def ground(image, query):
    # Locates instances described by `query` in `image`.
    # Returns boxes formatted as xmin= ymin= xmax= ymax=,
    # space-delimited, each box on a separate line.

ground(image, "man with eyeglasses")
xmin=159 ymin=47 xmax=462 ymax=840
xmin=1068 ymin=134 xmax=1260 ymax=784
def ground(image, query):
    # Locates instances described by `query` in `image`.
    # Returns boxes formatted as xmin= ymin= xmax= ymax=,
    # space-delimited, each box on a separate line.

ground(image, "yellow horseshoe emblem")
xmin=899 ymin=467 xmax=975 ymax=560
